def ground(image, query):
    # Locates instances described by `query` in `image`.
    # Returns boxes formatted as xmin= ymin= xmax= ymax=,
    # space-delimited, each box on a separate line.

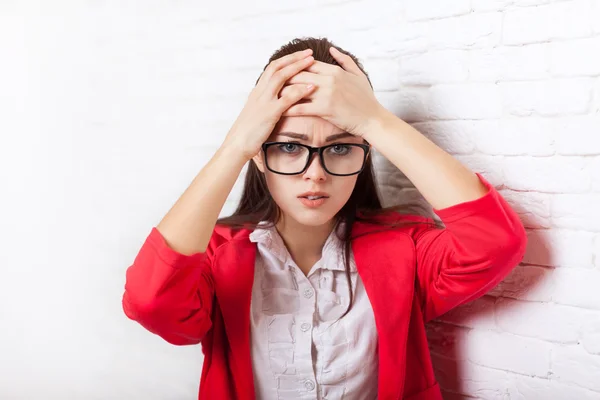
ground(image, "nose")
xmin=302 ymin=152 xmax=327 ymax=182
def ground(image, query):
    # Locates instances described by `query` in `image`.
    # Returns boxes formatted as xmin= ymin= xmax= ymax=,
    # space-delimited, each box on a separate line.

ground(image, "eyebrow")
xmin=276 ymin=132 xmax=354 ymax=142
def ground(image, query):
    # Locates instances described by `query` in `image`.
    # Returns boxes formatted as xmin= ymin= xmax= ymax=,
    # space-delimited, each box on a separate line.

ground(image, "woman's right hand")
xmin=222 ymin=48 xmax=317 ymax=161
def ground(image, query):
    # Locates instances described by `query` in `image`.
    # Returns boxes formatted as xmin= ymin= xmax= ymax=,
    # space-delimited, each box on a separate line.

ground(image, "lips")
xmin=298 ymin=192 xmax=330 ymax=200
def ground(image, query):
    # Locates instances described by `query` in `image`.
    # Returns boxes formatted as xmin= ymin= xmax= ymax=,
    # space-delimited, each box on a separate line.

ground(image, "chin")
xmin=284 ymin=209 xmax=338 ymax=228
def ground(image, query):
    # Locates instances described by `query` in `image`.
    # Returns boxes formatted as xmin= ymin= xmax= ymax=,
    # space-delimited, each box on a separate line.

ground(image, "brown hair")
xmin=217 ymin=36 xmax=439 ymax=321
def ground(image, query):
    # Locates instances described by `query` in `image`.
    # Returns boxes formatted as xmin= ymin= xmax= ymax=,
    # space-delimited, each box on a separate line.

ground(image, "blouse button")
xmin=304 ymin=380 xmax=315 ymax=391
xmin=300 ymin=323 xmax=311 ymax=332
xmin=303 ymin=288 xmax=314 ymax=298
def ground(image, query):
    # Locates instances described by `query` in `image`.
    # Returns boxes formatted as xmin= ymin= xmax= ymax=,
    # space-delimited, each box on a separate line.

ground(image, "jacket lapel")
xmin=351 ymin=223 xmax=416 ymax=399
xmin=212 ymin=234 xmax=257 ymax=399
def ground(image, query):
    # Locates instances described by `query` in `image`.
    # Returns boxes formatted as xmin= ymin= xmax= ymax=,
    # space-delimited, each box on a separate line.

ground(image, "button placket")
xmin=287 ymin=266 xmax=319 ymax=398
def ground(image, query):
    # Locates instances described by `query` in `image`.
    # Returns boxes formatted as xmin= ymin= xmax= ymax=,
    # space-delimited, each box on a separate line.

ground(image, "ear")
xmin=252 ymin=151 xmax=266 ymax=173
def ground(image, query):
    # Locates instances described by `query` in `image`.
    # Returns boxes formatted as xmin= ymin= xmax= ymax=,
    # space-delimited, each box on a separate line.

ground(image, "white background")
xmin=1 ymin=0 xmax=600 ymax=399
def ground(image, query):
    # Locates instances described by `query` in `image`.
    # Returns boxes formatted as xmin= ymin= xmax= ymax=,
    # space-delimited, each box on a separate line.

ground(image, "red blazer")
xmin=122 ymin=173 xmax=527 ymax=400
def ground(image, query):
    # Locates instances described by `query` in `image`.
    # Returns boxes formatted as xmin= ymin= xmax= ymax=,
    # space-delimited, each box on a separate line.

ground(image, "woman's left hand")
xmin=279 ymin=46 xmax=390 ymax=139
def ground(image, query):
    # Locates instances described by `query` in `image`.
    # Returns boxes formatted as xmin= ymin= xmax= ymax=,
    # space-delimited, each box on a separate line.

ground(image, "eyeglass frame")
xmin=261 ymin=141 xmax=372 ymax=176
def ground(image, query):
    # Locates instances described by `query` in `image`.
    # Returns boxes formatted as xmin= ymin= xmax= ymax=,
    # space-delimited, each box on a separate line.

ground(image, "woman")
xmin=122 ymin=37 xmax=527 ymax=399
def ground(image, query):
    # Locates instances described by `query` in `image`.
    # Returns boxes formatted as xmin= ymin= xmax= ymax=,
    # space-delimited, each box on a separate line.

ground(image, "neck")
xmin=275 ymin=216 xmax=337 ymax=274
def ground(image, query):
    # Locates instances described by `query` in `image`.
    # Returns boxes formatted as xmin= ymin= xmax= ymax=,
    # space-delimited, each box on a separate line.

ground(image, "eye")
xmin=329 ymin=144 xmax=351 ymax=155
xmin=277 ymin=143 xmax=301 ymax=153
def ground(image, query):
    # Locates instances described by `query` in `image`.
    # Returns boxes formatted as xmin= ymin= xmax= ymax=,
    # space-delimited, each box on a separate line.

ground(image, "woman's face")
xmin=253 ymin=116 xmax=366 ymax=228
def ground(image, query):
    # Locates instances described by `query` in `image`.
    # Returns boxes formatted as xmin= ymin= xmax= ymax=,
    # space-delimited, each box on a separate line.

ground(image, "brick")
xmin=592 ymin=78 xmax=600 ymax=114
xmin=437 ymin=295 xmax=497 ymax=330
xmin=471 ymin=118 xmax=554 ymax=156
xmin=503 ymin=0 xmax=593 ymax=45
xmin=432 ymin=354 xmax=511 ymax=398
xmin=410 ymin=121 xmax=476 ymax=154
xmin=399 ymin=50 xmax=469 ymax=85
xmin=405 ymin=0 xmax=471 ymax=21
xmin=454 ymin=155 xmax=505 ymax=187
xmin=581 ymin=311 xmax=600 ymax=355
xmin=595 ymin=235 xmax=600 ymax=268
xmin=502 ymin=156 xmax=592 ymax=193
xmin=591 ymin=157 xmax=600 ymax=192
xmin=509 ymin=373 xmax=600 ymax=400
xmin=426 ymin=321 xmax=471 ymax=359
xmin=592 ymin=0 xmax=600 ymax=34
xmin=468 ymin=44 xmax=550 ymax=82
xmin=552 ymin=268 xmax=600 ymax=310
xmin=497 ymin=189 xmax=551 ymax=229
xmin=487 ymin=265 xmax=555 ymax=302
xmin=363 ymin=59 xmax=399 ymax=91
xmin=395 ymin=21 xmax=429 ymax=55
xmin=428 ymin=83 xmax=503 ymax=119
xmin=495 ymin=298 xmax=583 ymax=342
xmin=499 ymin=79 xmax=592 ymax=117
xmin=550 ymin=37 xmax=600 ymax=77
xmin=340 ymin=26 xmax=403 ymax=59
xmin=427 ymin=12 xmax=502 ymax=49
xmin=523 ymin=229 xmax=595 ymax=268
xmin=464 ymin=329 xmax=552 ymax=376
xmin=552 ymin=343 xmax=600 ymax=392
xmin=376 ymin=89 xmax=431 ymax=123
xmin=551 ymin=194 xmax=600 ymax=232
xmin=554 ymin=116 xmax=600 ymax=156
xmin=472 ymin=0 xmax=551 ymax=11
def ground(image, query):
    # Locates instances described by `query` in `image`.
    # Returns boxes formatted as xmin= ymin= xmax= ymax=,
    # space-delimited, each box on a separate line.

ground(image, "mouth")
xmin=297 ymin=192 xmax=330 ymax=200
xmin=298 ymin=192 xmax=330 ymax=208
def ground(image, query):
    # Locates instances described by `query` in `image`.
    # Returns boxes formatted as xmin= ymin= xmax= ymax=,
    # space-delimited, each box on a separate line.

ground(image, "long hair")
xmin=217 ymin=36 xmax=439 ymax=321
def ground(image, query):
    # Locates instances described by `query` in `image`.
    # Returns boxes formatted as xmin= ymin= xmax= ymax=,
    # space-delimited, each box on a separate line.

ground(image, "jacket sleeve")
xmin=122 ymin=227 xmax=218 ymax=345
xmin=412 ymin=172 xmax=527 ymax=323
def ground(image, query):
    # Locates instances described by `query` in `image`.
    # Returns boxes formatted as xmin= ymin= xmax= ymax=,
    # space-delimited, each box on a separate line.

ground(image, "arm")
xmin=364 ymin=112 xmax=527 ymax=322
xmin=156 ymin=144 xmax=248 ymax=255
xmin=122 ymin=143 xmax=247 ymax=345
xmin=364 ymin=109 xmax=489 ymax=210
xmin=122 ymin=227 xmax=220 ymax=345
xmin=409 ymin=173 xmax=527 ymax=322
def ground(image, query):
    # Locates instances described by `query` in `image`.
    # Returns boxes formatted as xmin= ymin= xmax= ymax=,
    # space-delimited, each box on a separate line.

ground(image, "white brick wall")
xmin=1 ymin=0 xmax=599 ymax=398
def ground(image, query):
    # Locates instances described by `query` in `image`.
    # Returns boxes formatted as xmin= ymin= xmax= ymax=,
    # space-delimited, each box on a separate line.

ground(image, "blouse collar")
xmin=249 ymin=220 xmax=356 ymax=272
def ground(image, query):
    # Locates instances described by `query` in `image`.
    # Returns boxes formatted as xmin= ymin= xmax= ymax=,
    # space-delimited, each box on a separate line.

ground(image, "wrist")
xmin=218 ymin=141 xmax=253 ymax=165
xmin=362 ymin=107 xmax=398 ymax=144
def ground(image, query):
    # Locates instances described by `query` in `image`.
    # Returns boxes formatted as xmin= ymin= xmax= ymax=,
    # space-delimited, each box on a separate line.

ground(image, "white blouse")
xmin=248 ymin=221 xmax=379 ymax=400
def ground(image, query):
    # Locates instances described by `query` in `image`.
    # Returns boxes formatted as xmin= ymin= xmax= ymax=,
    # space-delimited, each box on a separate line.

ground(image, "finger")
xmin=329 ymin=46 xmax=364 ymax=76
xmin=284 ymin=71 xmax=325 ymax=86
xmin=303 ymin=60 xmax=341 ymax=75
xmin=279 ymin=83 xmax=315 ymax=100
xmin=259 ymin=49 xmax=313 ymax=83
xmin=281 ymin=100 xmax=321 ymax=117
xmin=267 ymin=56 xmax=315 ymax=96
xmin=275 ymin=84 xmax=316 ymax=114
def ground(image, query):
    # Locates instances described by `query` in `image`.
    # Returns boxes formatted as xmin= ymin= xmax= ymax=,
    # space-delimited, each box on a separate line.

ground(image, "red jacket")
xmin=122 ymin=173 xmax=527 ymax=400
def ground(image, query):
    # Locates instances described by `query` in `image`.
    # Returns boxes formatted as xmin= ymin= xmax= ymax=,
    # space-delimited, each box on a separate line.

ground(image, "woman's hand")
xmin=279 ymin=46 xmax=390 ymax=139
xmin=222 ymin=49 xmax=318 ymax=161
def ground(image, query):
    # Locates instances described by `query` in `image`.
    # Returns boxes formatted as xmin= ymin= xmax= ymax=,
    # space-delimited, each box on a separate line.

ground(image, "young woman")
xmin=122 ymin=38 xmax=527 ymax=400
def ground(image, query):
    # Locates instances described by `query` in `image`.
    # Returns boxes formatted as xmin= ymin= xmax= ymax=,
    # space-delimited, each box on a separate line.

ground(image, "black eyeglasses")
xmin=261 ymin=142 xmax=371 ymax=176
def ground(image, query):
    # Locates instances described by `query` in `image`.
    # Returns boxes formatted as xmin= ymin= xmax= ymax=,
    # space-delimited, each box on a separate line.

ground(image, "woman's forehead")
xmin=270 ymin=116 xmax=359 ymax=142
